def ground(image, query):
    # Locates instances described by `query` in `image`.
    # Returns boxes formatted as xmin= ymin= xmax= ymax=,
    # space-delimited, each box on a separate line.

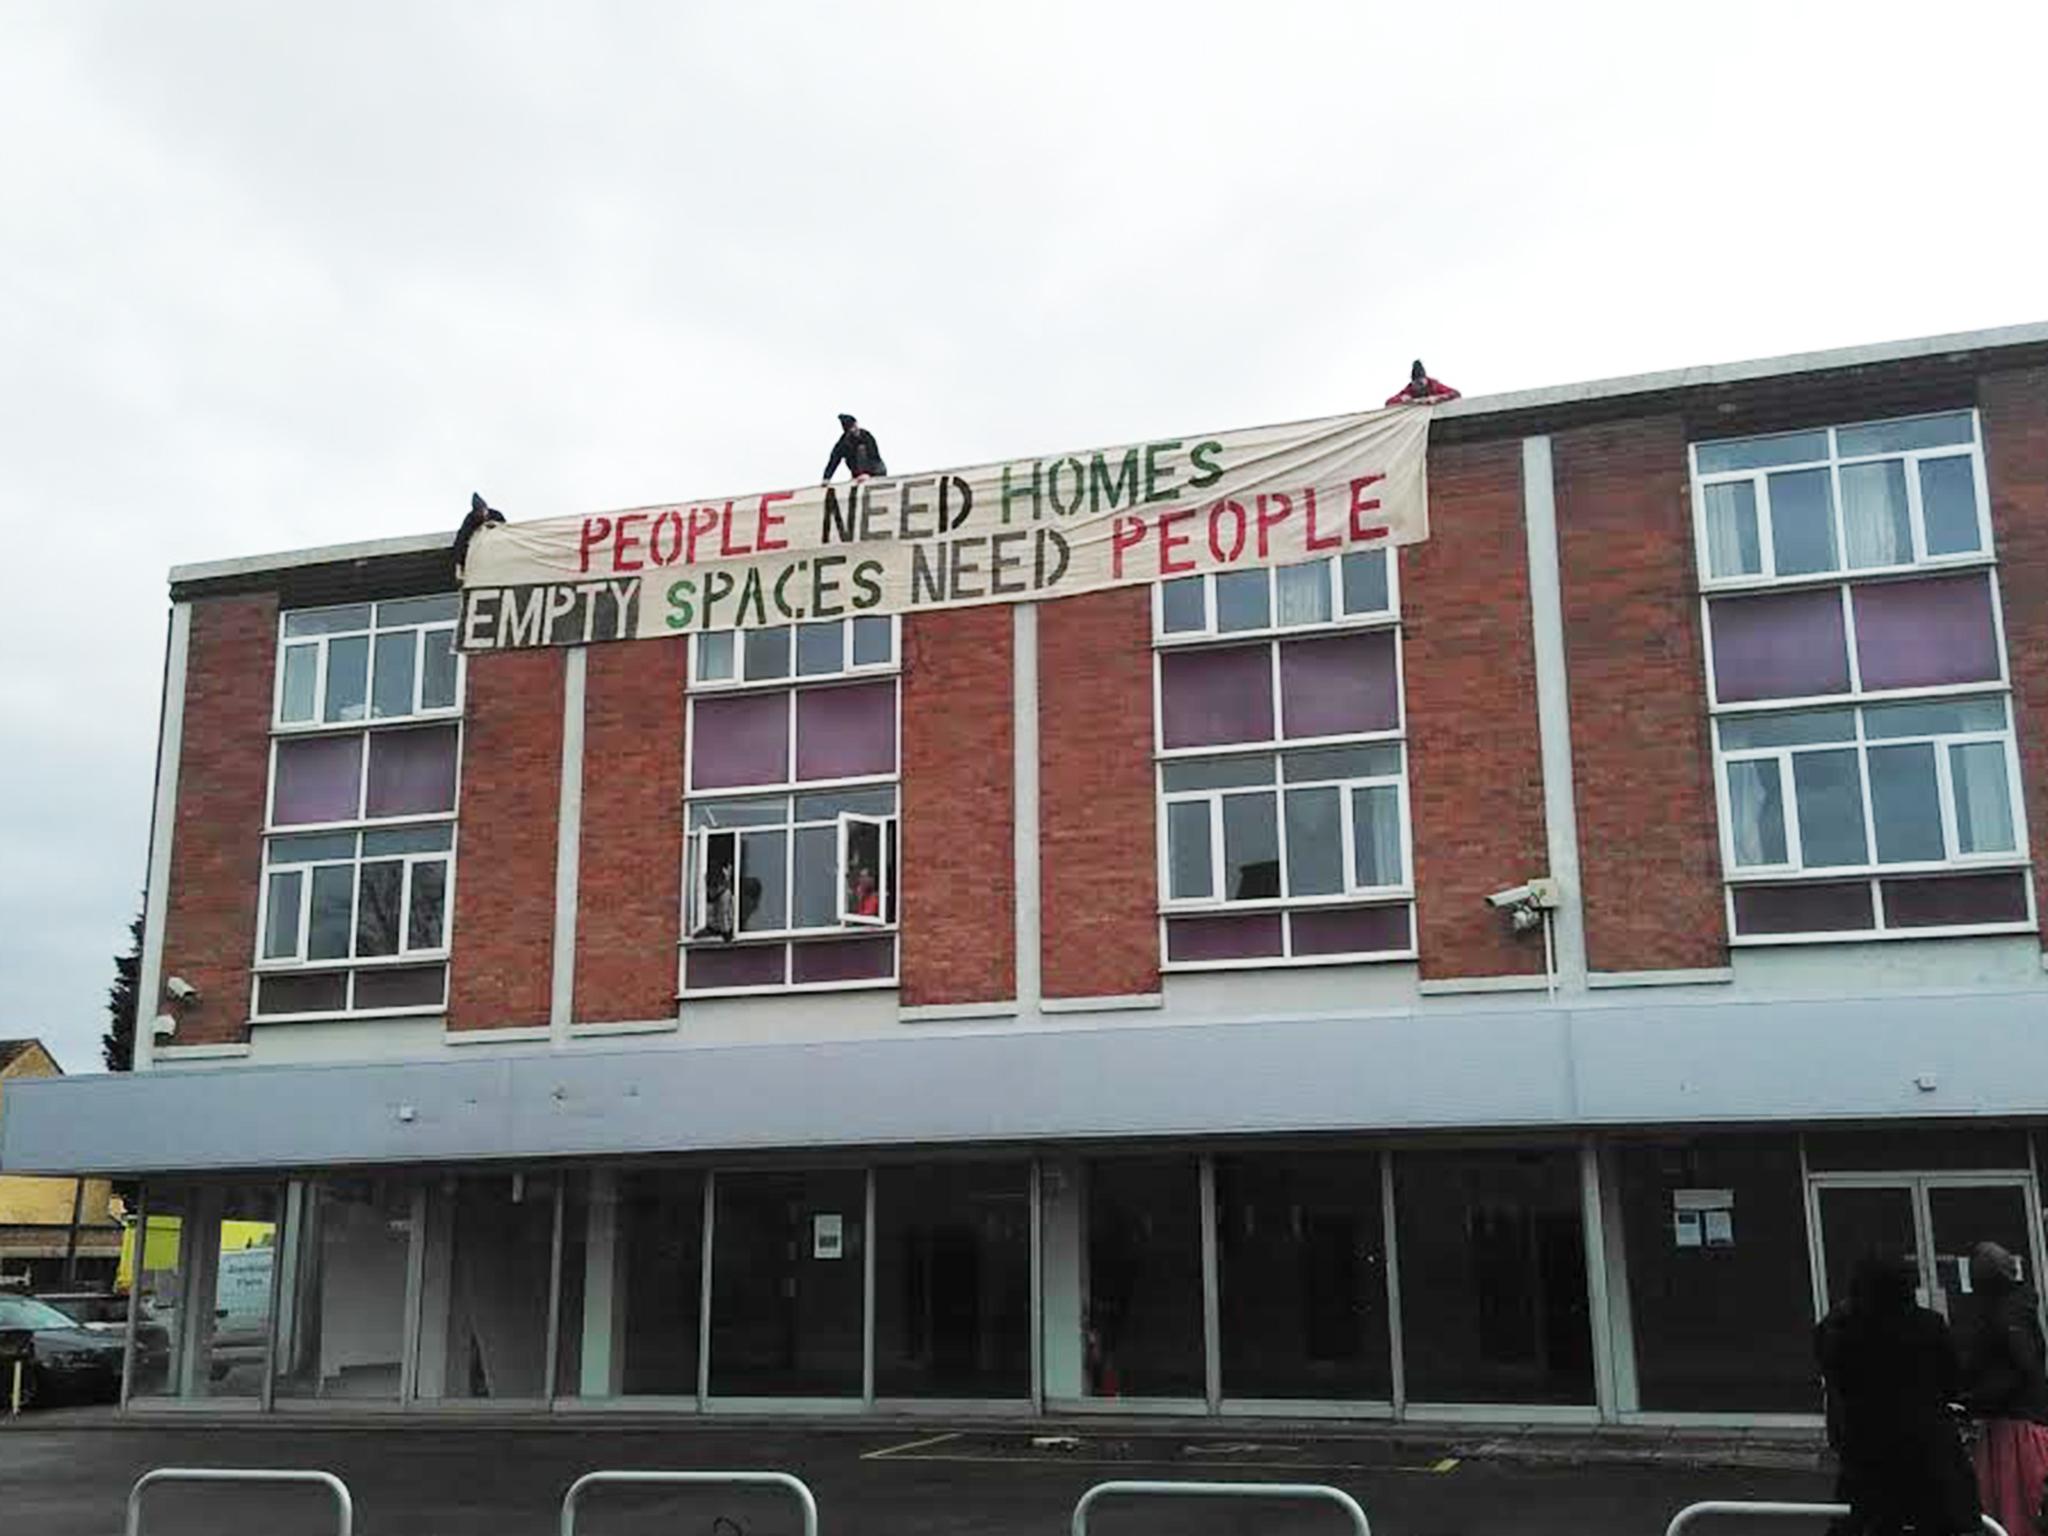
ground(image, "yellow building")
xmin=0 ymin=1041 xmax=122 ymax=1292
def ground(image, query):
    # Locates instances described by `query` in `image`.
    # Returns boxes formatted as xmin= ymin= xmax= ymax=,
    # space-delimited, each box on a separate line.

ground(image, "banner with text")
xmin=457 ymin=405 xmax=1433 ymax=651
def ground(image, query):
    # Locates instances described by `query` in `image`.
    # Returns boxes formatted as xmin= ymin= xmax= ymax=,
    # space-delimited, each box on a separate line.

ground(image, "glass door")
xmin=1927 ymin=1181 xmax=2037 ymax=1339
xmin=1811 ymin=1174 xmax=2044 ymax=1325
xmin=1814 ymin=1182 xmax=1920 ymax=1310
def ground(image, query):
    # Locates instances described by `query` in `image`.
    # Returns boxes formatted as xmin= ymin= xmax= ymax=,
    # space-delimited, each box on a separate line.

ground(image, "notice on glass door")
xmin=1674 ymin=1188 xmax=1735 ymax=1248
xmin=813 ymin=1212 xmax=844 ymax=1260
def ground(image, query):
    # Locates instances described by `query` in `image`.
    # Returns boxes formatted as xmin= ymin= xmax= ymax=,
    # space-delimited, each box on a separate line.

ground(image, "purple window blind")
xmin=685 ymin=943 xmax=786 ymax=990
xmin=795 ymin=681 xmax=897 ymax=781
xmin=1165 ymin=911 xmax=1284 ymax=962
xmin=1159 ymin=645 xmax=1274 ymax=749
xmin=353 ymin=964 xmax=448 ymax=1009
xmin=272 ymin=735 xmax=364 ymax=824
xmin=1289 ymin=903 xmax=1411 ymax=956
xmin=1280 ymin=631 xmax=1399 ymax=739
xmin=1730 ymin=881 xmax=1874 ymax=937
xmin=1853 ymin=573 xmax=2001 ymax=691
xmin=791 ymin=936 xmax=895 ymax=983
xmin=365 ymin=725 xmax=459 ymax=817
xmin=254 ymin=971 xmax=349 ymax=1016
xmin=1709 ymin=590 xmax=1850 ymax=702
xmin=691 ymin=692 xmax=790 ymax=790
xmin=1880 ymin=872 xmax=2029 ymax=929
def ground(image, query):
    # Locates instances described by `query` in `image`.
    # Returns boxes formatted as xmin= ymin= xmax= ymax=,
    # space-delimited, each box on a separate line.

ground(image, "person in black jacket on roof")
xmin=822 ymin=413 xmax=886 ymax=481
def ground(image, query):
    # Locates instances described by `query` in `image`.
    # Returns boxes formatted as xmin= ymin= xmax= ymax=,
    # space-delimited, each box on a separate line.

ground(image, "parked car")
xmin=33 ymin=1292 xmax=130 ymax=1332
xmin=0 ymin=1293 xmax=128 ymax=1406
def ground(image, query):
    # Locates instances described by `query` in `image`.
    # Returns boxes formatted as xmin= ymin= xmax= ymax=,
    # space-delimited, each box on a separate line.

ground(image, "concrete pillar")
xmin=1039 ymin=1154 xmax=1087 ymax=1400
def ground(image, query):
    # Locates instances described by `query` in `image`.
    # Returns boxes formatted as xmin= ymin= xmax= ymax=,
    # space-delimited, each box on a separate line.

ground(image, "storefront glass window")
xmin=1084 ymin=1157 xmax=1204 ymax=1399
xmin=708 ymin=1170 xmax=865 ymax=1397
xmin=561 ymin=1169 xmax=706 ymax=1398
xmin=1216 ymin=1151 xmax=1390 ymax=1401
xmin=1394 ymin=1149 xmax=1593 ymax=1405
xmin=425 ymin=1172 xmax=555 ymax=1400
xmin=130 ymin=1183 xmax=281 ymax=1400
xmin=273 ymin=1177 xmax=416 ymax=1401
xmin=873 ymin=1162 xmax=1031 ymax=1399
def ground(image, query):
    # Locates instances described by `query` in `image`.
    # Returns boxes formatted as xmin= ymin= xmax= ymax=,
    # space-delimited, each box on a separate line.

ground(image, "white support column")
xmin=1580 ymin=1138 xmax=1620 ymax=1422
xmin=550 ymin=646 xmax=588 ymax=1045
xmin=1381 ymin=1154 xmax=1408 ymax=1419
xmin=1596 ymin=1141 xmax=1641 ymax=1415
xmin=579 ymin=1169 xmax=623 ymax=1398
xmin=696 ymin=1172 xmax=716 ymax=1402
xmin=1039 ymin=1155 xmax=1086 ymax=1400
xmin=1028 ymin=1158 xmax=1045 ymax=1413
xmin=1199 ymin=1154 xmax=1221 ymax=1412
xmin=1014 ymin=603 xmax=1042 ymax=1013
xmin=136 ymin=602 xmax=192 ymax=1073
xmin=1522 ymin=435 xmax=1589 ymax=992
xmin=861 ymin=1167 xmax=877 ymax=1406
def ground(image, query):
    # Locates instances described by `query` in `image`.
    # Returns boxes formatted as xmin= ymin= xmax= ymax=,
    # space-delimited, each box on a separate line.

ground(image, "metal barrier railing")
xmin=1666 ymin=1500 xmax=2010 ymax=1536
xmin=1072 ymin=1480 xmax=1371 ymax=1536
xmin=126 ymin=1467 xmax=354 ymax=1536
xmin=561 ymin=1470 xmax=820 ymax=1536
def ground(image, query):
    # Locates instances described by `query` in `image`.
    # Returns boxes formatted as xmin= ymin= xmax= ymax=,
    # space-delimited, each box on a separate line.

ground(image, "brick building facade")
xmin=11 ymin=322 xmax=2048 ymax=1421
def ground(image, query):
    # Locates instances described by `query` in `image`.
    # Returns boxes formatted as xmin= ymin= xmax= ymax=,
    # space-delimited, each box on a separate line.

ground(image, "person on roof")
xmin=1386 ymin=360 xmax=1461 ymax=407
xmin=452 ymin=493 xmax=505 ymax=578
xmin=823 ymin=413 xmax=887 ymax=481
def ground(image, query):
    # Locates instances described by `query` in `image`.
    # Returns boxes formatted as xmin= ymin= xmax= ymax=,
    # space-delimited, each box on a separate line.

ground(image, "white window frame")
xmin=1690 ymin=410 xmax=1993 ymax=592
xmin=837 ymin=813 xmax=891 ymax=927
xmin=689 ymin=615 xmax=900 ymax=691
xmin=256 ymin=832 xmax=457 ymax=969
xmin=262 ymin=725 xmax=465 ymax=834
xmin=1152 ymin=548 xmax=1401 ymax=644
xmin=273 ymin=598 xmax=465 ymax=731
xmin=684 ymin=791 xmax=899 ymax=943
xmin=1712 ymin=696 xmax=2030 ymax=883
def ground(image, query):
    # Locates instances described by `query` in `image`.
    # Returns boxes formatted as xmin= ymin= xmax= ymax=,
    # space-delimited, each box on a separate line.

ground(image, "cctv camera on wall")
xmin=165 ymin=976 xmax=200 ymax=1004
xmin=1486 ymin=879 xmax=1559 ymax=912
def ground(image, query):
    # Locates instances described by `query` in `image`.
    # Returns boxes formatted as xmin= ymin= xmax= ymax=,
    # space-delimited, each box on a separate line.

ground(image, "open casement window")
xmin=689 ymin=829 xmax=741 ymax=941
xmin=837 ymin=814 xmax=889 ymax=926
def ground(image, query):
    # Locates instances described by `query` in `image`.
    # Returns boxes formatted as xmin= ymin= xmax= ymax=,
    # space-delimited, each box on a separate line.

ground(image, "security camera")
xmin=165 ymin=976 xmax=201 ymax=1005
xmin=1485 ymin=878 xmax=1560 ymax=911
xmin=150 ymin=1013 xmax=178 ymax=1040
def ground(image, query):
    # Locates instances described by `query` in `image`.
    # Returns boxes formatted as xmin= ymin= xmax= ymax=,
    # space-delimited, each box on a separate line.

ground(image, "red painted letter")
xmin=1303 ymin=487 xmax=1341 ymax=551
xmin=1348 ymin=475 xmax=1387 ymax=541
xmin=1158 ymin=508 xmax=1197 ymax=574
xmin=685 ymin=505 xmax=720 ymax=564
xmin=1254 ymin=492 xmax=1291 ymax=557
xmin=1110 ymin=514 xmax=1146 ymax=579
xmin=579 ymin=516 xmax=613 ymax=574
xmin=612 ymin=511 xmax=648 ymax=572
xmin=756 ymin=490 xmax=794 ymax=552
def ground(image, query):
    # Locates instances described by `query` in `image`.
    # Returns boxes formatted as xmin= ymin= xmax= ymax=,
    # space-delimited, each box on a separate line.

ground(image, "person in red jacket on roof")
xmin=1386 ymin=359 xmax=1461 ymax=406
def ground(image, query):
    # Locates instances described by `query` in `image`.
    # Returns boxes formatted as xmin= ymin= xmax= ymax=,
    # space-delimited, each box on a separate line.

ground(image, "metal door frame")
xmin=1804 ymin=1168 xmax=2045 ymax=1322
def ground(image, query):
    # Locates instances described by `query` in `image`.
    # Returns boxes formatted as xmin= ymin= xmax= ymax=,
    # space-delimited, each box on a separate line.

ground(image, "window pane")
xmin=323 ymin=634 xmax=371 ymax=722
xmin=873 ymin=1163 xmax=1030 ymax=1398
xmin=1716 ymin=708 xmax=1856 ymax=750
xmin=1160 ymin=577 xmax=1206 ymax=633
xmin=1215 ymin=569 xmax=1271 ymax=631
xmin=1840 ymin=461 xmax=1912 ymax=569
xmin=796 ymin=621 xmax=846 ymax=676
xmin=708 ymin=1170 xmax=865 ymax=1395
xmin=1702 ymin=482 xmax=1762 ymax=578
xmin=1868 ymin=744 xmax=1945 ymax=863
xmin=263 ymin=870 xmax=302 ymax=959
xmin=1853 ymin=573 xmax=2001 ymax=692
xmin=1725 ymin=759 xmax=1788 ymax=867
xmin=1342 ymin=549 xmax=1391 ymax=614
xmin=1283 ymin=744 xmax=1403 ymax=782
xmin=1085 ymin=1157 xmax=1205 ymax=1397
xmin=794 ymin=787 xmax=895 ymax=820
xmin=1275 ymin=561 xmax=1332 ymax=626
xmin=690 ymin=693 xmax=789 ymax=789
xmin=1158 ymin=646 xmax=1274 ymax=749
xmin=792 ymin=824 xmax=838 ymax=928
xmin=285 ymin=604 xmax=371 ymax=638
xmin=1221 ymin=791 xmax=1280 ymax=901
xmin=1695 ymin=431 xmax=1829 ymax=475
xmin=437 ymin=1174 xmax=554 ymax=1400
xmin=743 ymin=625 xmax=792 ymax=680
xmin=851 ymin=615 xmax=893 ymax=666
xmin=1792 ymin=749 xmax=1869 ymax=866
xmin=1160 ymin=754 xmax=1272 ymax=792
xmin=361 ymin=824 xmax=454 ymax=856
xmin=280 ymin=644 xmax=318 ymax=723
xmin=1166 ymin=801 xmax=1213 ymax=900
xmin=1863 ymin=697 xmax=2006 ymax=739
xmin=1766 ymin=468 xmax=1838 ymax=576
xmin=688 ymin=795 xmax=791 ymax=830
xmin=308 ymin=864 xmax=355 ymax=960
xmin=1283 ymin=787 xmax=1343 ymax=896
xmin=794 ymin=681 xmax=896 ymax=780
xmin=272 ymin=736 xmax=364 ymax=825
xmin=365 ymin=725 xmax=459 ymax=817
xmin=352 ymin=959 xmax=444 ymax=1009
xmin=609 ymin=1169 xmax=705 ymax=1397
xmin=268 ymin=831 xmax=358 ymax=863
xmin=1920 ymin=457 xmax=1983 ymax=556
xmin=1707 ymin=589 xmax=1851 ymax=703
xmin=697 ymin=631 xmax=735 ymax=682
xmin=1351 ymin=784 xmax=1404 ymax=886
xmin=377 ymin=595 xmax=458 ymax=628
xmin=273 ymin=1178 xmax=415 ymax=1402
xmin=255 ymin=971 xmax=350 ymax=1015
xmin=1952 ymin=742 xmax=2017 ymax=855
xmin=420 ymin=629 xmax=459 ymax=709
xmin=409 ymin=860 xmax=448 ymax=949
xmin=1837 ymin=413 xmax=1974 ymax=457
xmin=356 ymin=860 xmax=404 ymax=956
xmin=1280 ymin=631 xmax=1399 ymax=738
xmin=738 ymin=829 xmax=788 ymax=931
xmin=371 ymin=632 xmax=417 ymax=718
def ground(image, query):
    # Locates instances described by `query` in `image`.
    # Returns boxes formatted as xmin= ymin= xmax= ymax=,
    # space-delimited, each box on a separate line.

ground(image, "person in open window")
xmin=822 ymin=413 xmax=886 ymax=482
xmin=847 ymin=861 xmax=880 ymax=920
xmin=1963 ymin=1241 xmax=2048 ymax=1536
xmin=693 ymin=841 xmax=737 ymax=941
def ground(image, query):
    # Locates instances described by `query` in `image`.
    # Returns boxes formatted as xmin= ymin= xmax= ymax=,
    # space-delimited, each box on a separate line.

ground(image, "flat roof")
xmin=168 ymin=318 xmax=2048 ymax=588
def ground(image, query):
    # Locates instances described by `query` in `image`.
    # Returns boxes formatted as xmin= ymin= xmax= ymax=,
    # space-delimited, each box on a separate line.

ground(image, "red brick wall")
xmin=1405 ymin=440 xmax=1549 ymax=979
xmin=447 ymin=648 xmax=564 ymax=1031
xmin=574 ymin=638 xmax=685 ymax=1022
xmin=1554 ymin=415 xmax=1728 ymax=972
xmin=1039 ymin=587 xmax=1159 ymax=998
xmin=901 ymin=608 xmax=1015 ymax=1006
xmin=1979 ymin=366 xmax=2048 ymax=949
xmin=159 ymin=594 xmax=278 ymax=1046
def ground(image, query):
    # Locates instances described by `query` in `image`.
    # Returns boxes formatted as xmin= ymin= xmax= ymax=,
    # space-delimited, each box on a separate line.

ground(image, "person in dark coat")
xmin=1963 ymin=1240 xmax=2048 ymax=1536
xmin=1817 ymin=1251 xmax=1981 ymax=1536
xmin=822 ymin=413 xmax=886 ymax=481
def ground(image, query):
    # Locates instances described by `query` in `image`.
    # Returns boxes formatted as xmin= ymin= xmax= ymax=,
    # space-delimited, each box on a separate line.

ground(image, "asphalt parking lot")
xmin=0 ymin=1418 xmax=1832 ymax=1536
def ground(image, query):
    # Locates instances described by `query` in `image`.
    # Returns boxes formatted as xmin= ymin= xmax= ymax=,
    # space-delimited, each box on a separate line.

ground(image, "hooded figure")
xmin=1964 ymin=1240 xmax=2048 ymax=1536
xmin=1816 ymin=1251 xmax=1981 ymax=1536
xmin=822 ymin=414 xmax=886 ymax=481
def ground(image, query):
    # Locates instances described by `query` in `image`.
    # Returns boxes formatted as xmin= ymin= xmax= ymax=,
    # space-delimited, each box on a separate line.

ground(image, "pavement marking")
xmin=863 ymin=1431 xmax=966 ymax=1460
xmin=1432 ymin=1457 xmax=1461 ymax=1473
xmin=857 ymin=1449 xmax=1460 ymax=1474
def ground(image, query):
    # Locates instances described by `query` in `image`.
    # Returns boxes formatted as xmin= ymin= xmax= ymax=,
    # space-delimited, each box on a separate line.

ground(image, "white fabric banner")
xmin=456 ymin=404 xmax=1433 ymax=650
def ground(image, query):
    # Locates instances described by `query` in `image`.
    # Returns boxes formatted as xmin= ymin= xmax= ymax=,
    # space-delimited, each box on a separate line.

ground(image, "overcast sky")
xmin=3 ymin=3 xmax=2044 ymax=1072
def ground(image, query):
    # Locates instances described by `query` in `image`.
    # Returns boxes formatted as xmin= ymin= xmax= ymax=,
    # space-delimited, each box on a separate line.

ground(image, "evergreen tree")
xmin=104 ymin=908 xmax=142 ymax=1072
